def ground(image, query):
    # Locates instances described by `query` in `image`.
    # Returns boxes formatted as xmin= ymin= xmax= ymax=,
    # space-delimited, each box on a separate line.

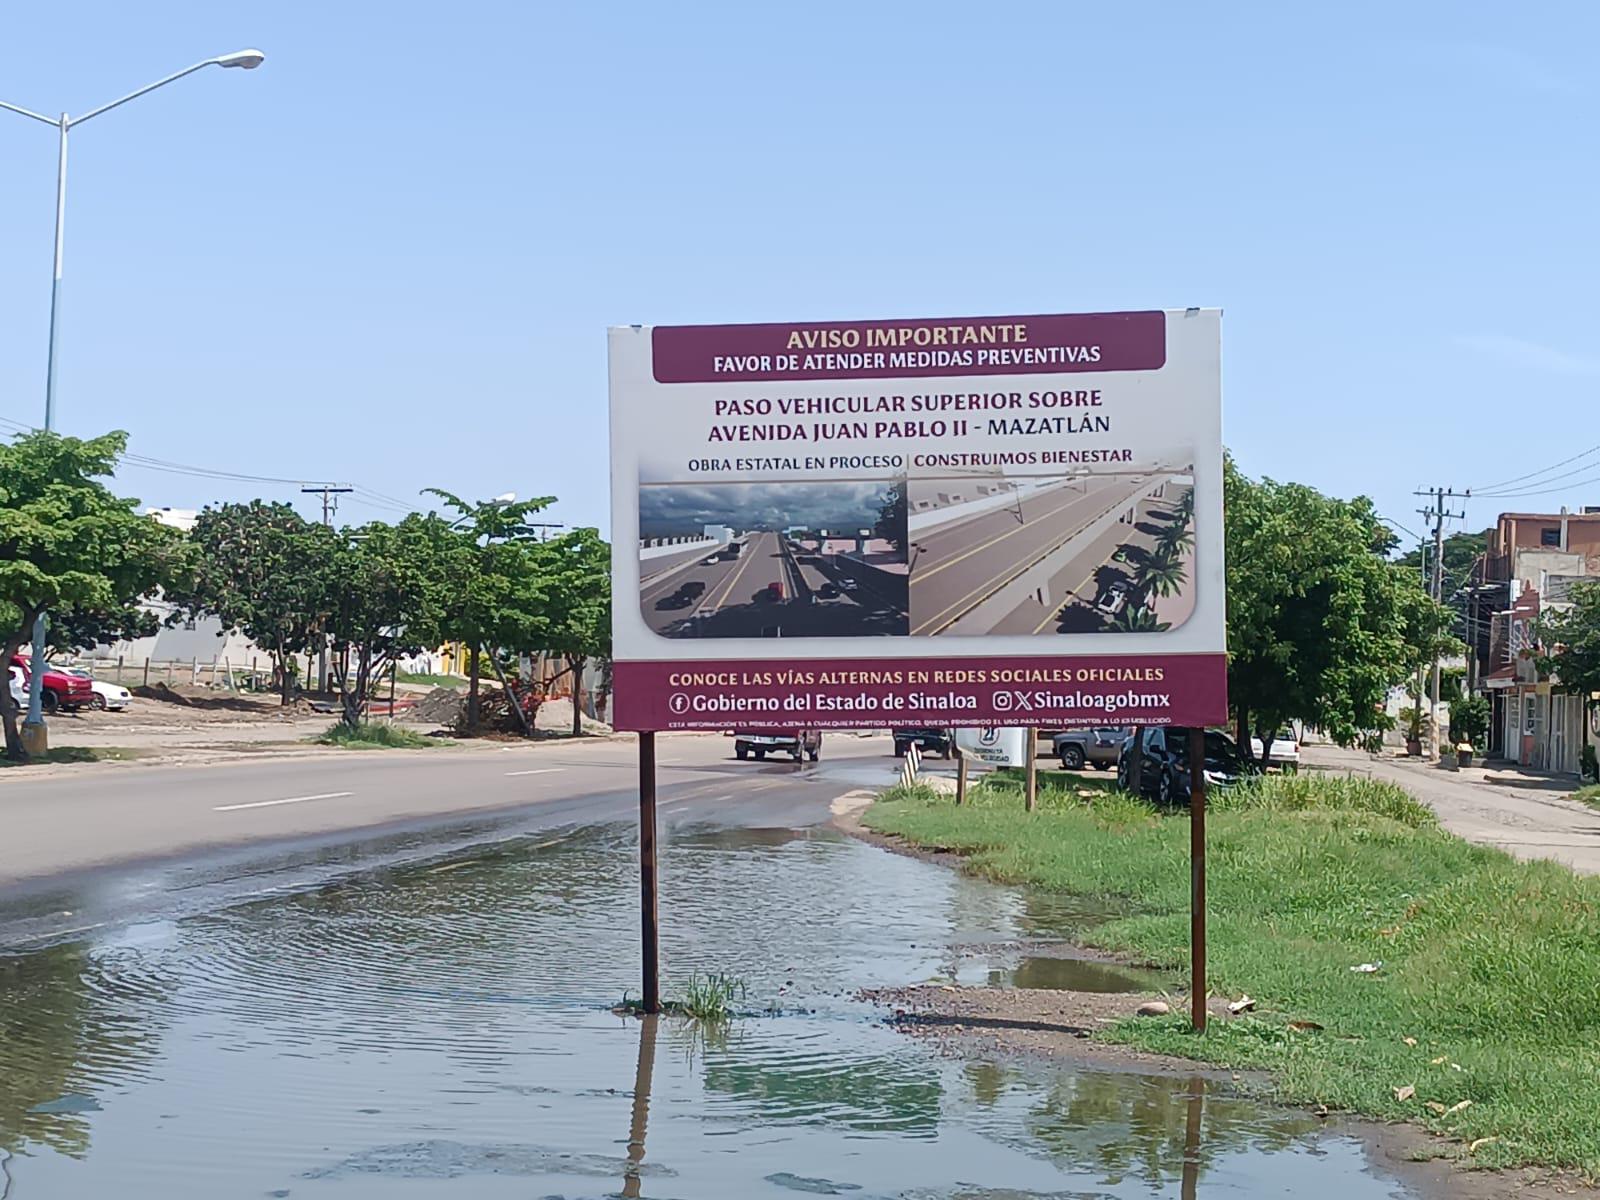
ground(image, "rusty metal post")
xmin=1024 ymin=727 xmax=1038 ymax=812
xmin=621 ymin=1013 xmax=659 ymax=1199
xmin=955 ymin=748 xmax=968 ymax=806
xmin=1189 ymin=726 xmax=1207 ymax=1033
xmin=639 ymin=731 xmax=661 ymax=1015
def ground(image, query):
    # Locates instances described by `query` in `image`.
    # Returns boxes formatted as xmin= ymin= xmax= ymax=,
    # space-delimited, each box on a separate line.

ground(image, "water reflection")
xmin=0 ymin=822 xmax=1417 ymax=1198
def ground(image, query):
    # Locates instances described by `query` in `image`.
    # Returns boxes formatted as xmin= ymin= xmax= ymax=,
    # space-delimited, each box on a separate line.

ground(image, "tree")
xmin=166 ymin=501 xmax=337 ymax=704
xmin=424 ymin=489 xmax=557 ymax=731
xmin=872 ymin=481 xmax=907 ymax=551
xmin=1111 ymin=604 xmax=1169 ymax=633
xmin=1536 ymin=581 xmax=1600 ymax=764
xmin=1135 ymin=551 xmax=1187 ymax=601
xmin=1397 ymin=526 xmax=1491 ymax=641
xmin=324 ymin=516 xmax=451 ymax=729
xmin=0 ymin=431 xmax=182 ymax=760
xmin=1224 ymin=458 xmax=1455 ymax=767
xmin=536 ymin=528 xmax=611 ymax=736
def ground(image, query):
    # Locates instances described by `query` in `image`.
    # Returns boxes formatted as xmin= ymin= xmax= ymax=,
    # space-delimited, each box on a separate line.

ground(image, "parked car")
xmin=7 ymin=665 xmax=24 ymax=709
xmin=893 ymin=727 xmax=951 ymax=757
xmin=8 ymin=657 xmax=94 ymax=713
xmin=732 ymin=729 xmax=821 ymax=762
xmin=1117 ymin=727 xmax=1244 ymax=804
xmin=838 ymin=578 xmax=859 ymax=592
xmin=1248 ymin=728 xmax=1300 ymax=769
xmin=58 ymin=668 xmax=133 ymax=712
xmin=1052 ymin=726 xmax=1130 ymax=770
xmin=817 ymin=582 xmax=840 ymax=600
xmin=1095 ymin=578 xmax=1131 ymax=616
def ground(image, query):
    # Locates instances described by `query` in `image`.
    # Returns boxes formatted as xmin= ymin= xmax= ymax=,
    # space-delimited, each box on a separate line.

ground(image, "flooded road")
xmin=0 ymin=811 xmax=1418 ymax=1198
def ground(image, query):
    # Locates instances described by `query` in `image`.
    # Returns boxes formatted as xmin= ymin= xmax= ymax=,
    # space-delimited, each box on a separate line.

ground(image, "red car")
xmin=9 ymin=656 xmax=95 ymax=713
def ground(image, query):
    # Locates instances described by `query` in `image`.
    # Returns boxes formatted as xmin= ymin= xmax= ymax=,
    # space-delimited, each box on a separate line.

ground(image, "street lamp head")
xmin=214 ymin=49 xmax=266 ymax=70
xmin=492 ymin=492 xmax=517 ymax=504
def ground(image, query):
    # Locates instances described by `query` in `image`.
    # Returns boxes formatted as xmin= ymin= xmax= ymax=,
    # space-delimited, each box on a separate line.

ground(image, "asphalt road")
xmin=909 ymin=475 xmax=1151 ymax=635
xmin=0 ymin=732 xmax=903 ymax=896
xmin=643 ymin=532 xmax=904 ymax=638
xmin=988 ymin=496 xmax=1167 ymax=634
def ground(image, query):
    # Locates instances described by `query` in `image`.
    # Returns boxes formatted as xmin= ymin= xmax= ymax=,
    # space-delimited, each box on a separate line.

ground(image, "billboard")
xmin=609 ymin=309 xmax=1225 ymax=731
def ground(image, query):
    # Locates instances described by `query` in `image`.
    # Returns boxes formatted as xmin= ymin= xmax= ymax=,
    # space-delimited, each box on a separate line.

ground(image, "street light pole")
xmin=3 ymin=50 xmax=264 ymax=752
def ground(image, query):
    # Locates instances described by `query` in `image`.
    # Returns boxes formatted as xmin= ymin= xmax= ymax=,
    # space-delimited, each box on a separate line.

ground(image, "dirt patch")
xmin=124 ymin=684 xmax=312 ymax=719
xmin=859 ymin=983 xmax=1223 ymax=1077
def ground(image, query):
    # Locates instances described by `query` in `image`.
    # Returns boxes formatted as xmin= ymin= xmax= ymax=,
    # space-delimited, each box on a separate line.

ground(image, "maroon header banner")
xmin=613 ymin=653 xmax=1228 ymax=732
xmin=652 ymin=311 xmax=1166 ymax=383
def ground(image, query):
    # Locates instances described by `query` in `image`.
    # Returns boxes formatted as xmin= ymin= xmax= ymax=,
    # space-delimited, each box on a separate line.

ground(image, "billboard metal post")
xmin=955 ymin=749 xmax=968 ymax=806
xmin=1188 ymin=726 xmax=1207 ymax=1034
xmin=638 ymin=731 xmax=661 ymax=1014
xmin=1024 ymin=728 xmax=1038 ymax=812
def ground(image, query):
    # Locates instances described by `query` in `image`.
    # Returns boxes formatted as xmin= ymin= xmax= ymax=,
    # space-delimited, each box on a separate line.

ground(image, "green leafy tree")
xmin=1536 ymin=581 xmax=1600 ymax=763
xmin=165 ymin=501 xmax=338 ymax=704
xmin=1450 ymin=693 xmax=1490 ymax=750
xmin=872 ymin=480 xmax=907 ymax=551
xmin=0 ymin=431 xmax=182 ymax=760
xmin=1135 ymin=550 xmax=1187 ymax=601
xmin=1225 ymin=458 xmax=1455 ymax=767
xmin=536 ymin=528 xmax=612 ymax=736
xmin=325 ymin=516 xmax=452 ymax=729
xmin=1155 ymin=518 xmax=1194 ymax=562
xmin=1111 ymin=604 xmax=1169 ymax=632
xmin=424 ymin=489 xmax=556 ymax=731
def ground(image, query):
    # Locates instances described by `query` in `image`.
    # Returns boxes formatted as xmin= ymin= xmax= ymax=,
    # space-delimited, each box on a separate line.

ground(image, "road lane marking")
xmin=504 ymin=768 xmax=564 ymax=777
xmin=913 ymin=483 xmax=1106 ymax=582
xmin=707 ymin=532 xmax=763 ymax=610
xmin=912 ymin=481 xmax=1151 ymax=634
xmin=214 ymin=791 xmax=353 ymax=812
xmin=915 ymin=483 xmax=1113 ymax=592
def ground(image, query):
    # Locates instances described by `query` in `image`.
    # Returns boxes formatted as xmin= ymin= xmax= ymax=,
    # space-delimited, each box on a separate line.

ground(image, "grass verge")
xmin=1573 ymin=784 xmax=1600 ymax=811
xmin=314 ymin=721 xmax=435 ymax=750
xmin=867 ymin=772 xmax=1600 ymax=1174
xmin=396 ymin=672 xmax=467 ymax=689
xmin=0 ymin=746 xmax=145 ymax=768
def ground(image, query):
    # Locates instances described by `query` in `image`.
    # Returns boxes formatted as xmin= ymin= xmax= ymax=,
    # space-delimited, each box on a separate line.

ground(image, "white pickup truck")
xmin=731 ymin=729 xmax=822 ymax=763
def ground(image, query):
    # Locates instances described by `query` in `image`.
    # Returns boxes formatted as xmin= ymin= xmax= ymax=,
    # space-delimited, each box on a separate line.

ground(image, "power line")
xmin=2 ymin=410 xmax=423 ymax=513
xmin=1474 ymin=466 xmax=1600 ymax=500
xmin=1470 ymin=443 xmax=1600 ymax=495
xmin=1465 ymin=457 xmax=1600 ymax=499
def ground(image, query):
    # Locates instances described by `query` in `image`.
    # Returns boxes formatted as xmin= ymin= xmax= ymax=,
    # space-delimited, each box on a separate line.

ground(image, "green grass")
xmin=395 ymin=672 xmax=467 ymax=689
xmin=1573 ymin=784 xmax=1600 ymax=811
xmin=314 ymin=721 xmax=435 ymax=750
xmin=867 ymin=773 xmax=1600 ymax=1174
xmin=617 ymin=972 xmax=748 ymax=1021
xmin=0 ymin=745 xmax=145 ymax=767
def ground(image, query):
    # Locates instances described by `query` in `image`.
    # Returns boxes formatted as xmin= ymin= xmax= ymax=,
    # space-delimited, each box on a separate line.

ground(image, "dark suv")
xmin=893 ymin=728 xmax=951 ymax=758
xmin=1117 ymin=728 xmax=1244 ymax=804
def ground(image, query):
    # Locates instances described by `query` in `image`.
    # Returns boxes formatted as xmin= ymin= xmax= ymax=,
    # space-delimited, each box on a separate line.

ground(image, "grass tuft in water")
xmin=314 ymin=721 xmax=435 ymax=750
xmin=615 ymin=972 xmax=748 ymax=1021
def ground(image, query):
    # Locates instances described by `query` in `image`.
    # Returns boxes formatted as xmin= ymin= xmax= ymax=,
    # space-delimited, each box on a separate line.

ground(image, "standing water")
xmin=0 ymin=821 xmax=1418 ymax=1198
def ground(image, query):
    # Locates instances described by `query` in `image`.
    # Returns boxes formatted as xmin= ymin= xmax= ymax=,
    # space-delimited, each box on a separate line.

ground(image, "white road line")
xmin=214 ymin=791 xmax=353 ymax=813
xmin=504 ymin=768 xmax=564 ymax=777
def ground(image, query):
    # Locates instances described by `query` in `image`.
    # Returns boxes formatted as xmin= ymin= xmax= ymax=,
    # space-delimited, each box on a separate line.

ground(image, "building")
xmin=1475 ymin=508 xmax=1600 ymax=774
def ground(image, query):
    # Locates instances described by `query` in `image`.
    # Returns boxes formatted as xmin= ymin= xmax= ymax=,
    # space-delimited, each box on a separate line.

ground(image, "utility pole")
xmin=1415 ymin=485 xmax=1469 ymax=756
xmin=302 ymin=484 xmax=352 ymax=692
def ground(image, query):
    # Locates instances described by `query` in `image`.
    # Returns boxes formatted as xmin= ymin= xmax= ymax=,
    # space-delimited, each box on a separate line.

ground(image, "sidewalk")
xmin=1304 ymin=744 xmax=1600 ymax=875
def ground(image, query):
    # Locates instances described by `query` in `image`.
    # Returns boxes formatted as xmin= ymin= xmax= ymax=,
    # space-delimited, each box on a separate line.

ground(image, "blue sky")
xmin=2 ymin=1 xmax=1596 ymax=548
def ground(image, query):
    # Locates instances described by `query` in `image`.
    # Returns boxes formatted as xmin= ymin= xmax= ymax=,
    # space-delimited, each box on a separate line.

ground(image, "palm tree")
xmin=1111 ymin=604 xmax=1170 ymax=632
xmin=1155 ymin=519 xmax=1194 ymax=561
xmin=1174 ymin=486 xmax=1195 ymax=521
xmin=1137 ymin=549 xmax=1188 ymax=600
